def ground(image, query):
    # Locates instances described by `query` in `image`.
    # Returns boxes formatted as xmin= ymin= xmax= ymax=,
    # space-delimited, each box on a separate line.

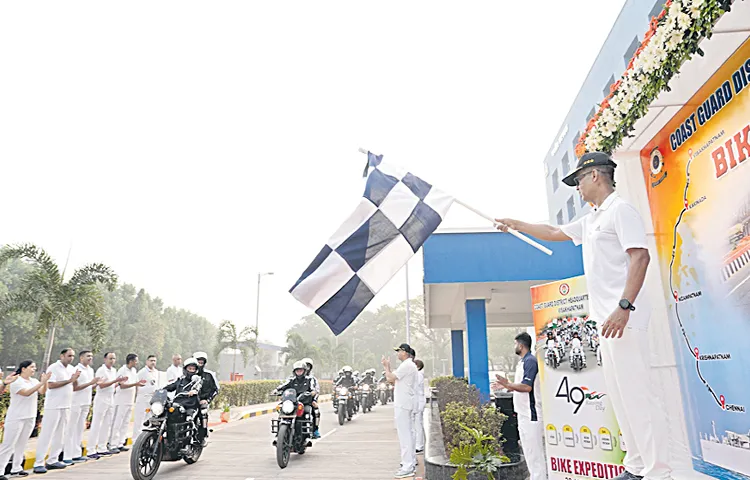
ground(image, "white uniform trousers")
xmin=0 ymin=417 xmax=35 ymax=473
xmin=394 ymin=406 xmax=416 ymax=473
xmin=63 ymin=405 xmax=90 ymax=460
xmin=88 ymin=400 xmax=114 ymax=453
xmin=34 ymin=408 xmax=70 ymax=467
xmin=412 ymin=406 xmax=425 ymax=451
xmin=132 ymin=396 xmax=152 ymax=441
xmin=109 ymin=404 xmax=134 ymax=448
xmin=600 ymin=328 xmax=671 ymax=480
xmin=518 ymin=415 xmax=548 ymax=480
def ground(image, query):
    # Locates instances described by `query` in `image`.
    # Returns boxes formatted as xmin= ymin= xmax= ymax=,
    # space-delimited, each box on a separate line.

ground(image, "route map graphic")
xmin=640 ymin=39 xmax=750 ymax=479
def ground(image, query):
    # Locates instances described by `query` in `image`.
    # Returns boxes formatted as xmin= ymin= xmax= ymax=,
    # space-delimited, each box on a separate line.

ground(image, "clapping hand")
xmin=71 ymin=370 xmax=82 ymax=380
xmin=3 ymin=373 xmax=19 ymax=385
xmin=41 ymin=372 xmax=52 ymax=383
xmin=381 ymin=355 xmax=390 ymax=368
xmin=116 ymin=376 xmax=128 ymax=383
xmin=138 ymin=379 xmax=148 ymax=386
xmin=492 ymin=374 xmax=510 ymax=391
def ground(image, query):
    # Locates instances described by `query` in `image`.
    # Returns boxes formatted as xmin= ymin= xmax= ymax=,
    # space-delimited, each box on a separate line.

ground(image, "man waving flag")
xmin=290 ymin=152 xmax=454 ymax=335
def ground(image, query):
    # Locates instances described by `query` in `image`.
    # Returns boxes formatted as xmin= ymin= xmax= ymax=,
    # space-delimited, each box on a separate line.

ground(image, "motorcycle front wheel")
xmin=129 ymin=431 xmax=162 ymax=480
xmin=276 ymin=424 xmax=291 ymax=469
xmin=338 ymin=406 xmax=346 ymax=425
xmin=183 ymin=443 xmax=203 ymax=465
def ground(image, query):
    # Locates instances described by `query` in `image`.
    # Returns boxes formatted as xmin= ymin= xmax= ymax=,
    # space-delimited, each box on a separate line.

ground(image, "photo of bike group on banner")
xmin=530 ymin=276 xmax=626 ymax=480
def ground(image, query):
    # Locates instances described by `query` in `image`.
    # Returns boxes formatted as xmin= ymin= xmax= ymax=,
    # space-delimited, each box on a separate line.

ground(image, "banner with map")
xmin=531 ymin=276 xmax=625 ymax=480
xmin=640 ymin=38 xmax=750 ymax=479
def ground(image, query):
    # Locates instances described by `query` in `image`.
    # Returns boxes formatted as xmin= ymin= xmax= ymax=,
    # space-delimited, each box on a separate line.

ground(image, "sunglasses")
xmin=573 ymin=170 xmax=596 ymax=186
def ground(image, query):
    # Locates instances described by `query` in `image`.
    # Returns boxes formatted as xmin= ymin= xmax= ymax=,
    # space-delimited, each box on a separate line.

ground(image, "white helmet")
xmin=193 ymin=351 xmax=208 ymax=361
xmin=183 ymin=357 xmax=199 ymax=374
xmin=301 ymin=357 xmax=313 ymax=371
xmin=342 ymin=365 xmax=353 ymax=373
xmin=292 ymin=360 xmax=307 ymax=376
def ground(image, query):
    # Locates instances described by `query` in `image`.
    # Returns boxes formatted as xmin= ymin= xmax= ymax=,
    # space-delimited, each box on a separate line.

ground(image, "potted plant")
xmin=449 ymin=425 xmax=510 ymax=480
xmin=220 ymin=405 xmax=230 ymax=423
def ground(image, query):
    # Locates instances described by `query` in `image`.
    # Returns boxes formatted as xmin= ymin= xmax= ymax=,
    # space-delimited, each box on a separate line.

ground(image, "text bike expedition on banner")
xmin=531 ymin=276 xmax=625 ymax=480
xmin=640 ymin=37 xmax=750 ymax=479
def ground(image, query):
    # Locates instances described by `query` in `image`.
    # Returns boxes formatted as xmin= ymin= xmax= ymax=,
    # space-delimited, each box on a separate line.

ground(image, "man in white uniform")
xmin=33 ymin=348 xmax=81 ymax=474
xmin=494 ymin=333 xmax=547 ymax=480
xmin=382 ymin=343 xmax=418 ymax=479
xmin=110 ymin=353 xmax=146 ymax=452
xmin=166 ymin=354 xmax=182 ymax=383
xmin=569 ymin=332 xmax=587 ymax=368
xmin=88 ymin=352 xmax=126 ymax=458
xmin=497 ymin=151 xmax=672 ymax=480
xmin=64 ymin=350 xmax=100 ymax=464
xmin=133 ymin=355 xmax=160 ymax=440
xmin=413 ymin=359 xmax=426 ymax=454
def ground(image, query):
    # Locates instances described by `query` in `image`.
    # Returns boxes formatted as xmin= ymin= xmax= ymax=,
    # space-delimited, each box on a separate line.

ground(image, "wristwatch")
xmin=618 ymin=299 xmax=636 ymax=311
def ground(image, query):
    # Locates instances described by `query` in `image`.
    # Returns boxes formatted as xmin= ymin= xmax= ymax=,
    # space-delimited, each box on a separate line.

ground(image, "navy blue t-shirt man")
xmin=493 ymin=332 xmax=546 ymax=480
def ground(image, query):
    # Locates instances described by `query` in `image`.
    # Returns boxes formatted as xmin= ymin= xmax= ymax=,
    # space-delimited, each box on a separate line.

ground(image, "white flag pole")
xmin=357 ymin=148 xmax=553 ymax=256
xmin=405 ymin=262 xmax=411 ymax=345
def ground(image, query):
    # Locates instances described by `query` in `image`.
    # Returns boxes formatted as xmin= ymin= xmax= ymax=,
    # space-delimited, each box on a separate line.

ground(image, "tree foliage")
xmin=0 ymin=257 xmax=218 ymax=371
xmin=215 ymin=320 xmax=257 ymax=373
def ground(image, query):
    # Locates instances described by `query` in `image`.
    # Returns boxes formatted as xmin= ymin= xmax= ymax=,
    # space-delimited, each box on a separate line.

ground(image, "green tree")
xmin=215 ymin=320 xmax=257 ymax=376
xmin=315 ymin=337 xmax=349 ymax=378
xmin=282 ymin=332 xmax=318 ymax=365
xmin=0 ymin=244 xmax=117 ymax=369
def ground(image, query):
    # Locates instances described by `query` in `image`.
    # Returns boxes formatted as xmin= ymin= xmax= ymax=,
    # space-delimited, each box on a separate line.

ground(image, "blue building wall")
xmin=545 ymin=0 xmax=668 ymax=226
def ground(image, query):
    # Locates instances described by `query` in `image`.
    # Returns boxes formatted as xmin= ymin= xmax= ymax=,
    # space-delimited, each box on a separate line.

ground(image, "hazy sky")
xmin=0 ymin=1 xmax=626 ymax=346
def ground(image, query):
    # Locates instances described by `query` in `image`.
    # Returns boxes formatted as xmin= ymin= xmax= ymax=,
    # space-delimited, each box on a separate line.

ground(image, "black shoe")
xmin=12 ymin=473 xmax=30 ymax=477
xmin=118 ymin=446 xmax=129 ymax=452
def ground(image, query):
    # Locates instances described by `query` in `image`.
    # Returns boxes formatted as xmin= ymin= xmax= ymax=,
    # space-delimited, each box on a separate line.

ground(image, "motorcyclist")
xmin=192 ymin=351 xmax=220 ymax=446
xmin=300 ymin=357 xmax=321 ymax=439
xmin=545 ymin=332 xmax=559 ymax=365
xmin=569 ymin=332 xmax=587 ymax=368
xmin=163 ymin=358 xmax=203 ymax=441
xmin=273 ymin=361 xmax=315 ymax=409
xmin=335 ymin=366 xmax=356 ymax=388
xmin=358 ymin=369 xmax=376 ymax=386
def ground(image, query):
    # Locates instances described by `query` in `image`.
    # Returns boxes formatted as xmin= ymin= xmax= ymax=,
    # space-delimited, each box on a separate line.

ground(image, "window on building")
xmin=561 ymin=153 xmax=570 ymax=176
xmin=603 ymin=75 xmax=616 ymax=98
xmin=567 ymin=196 xmax=576 ymax=221
xmin=649 ymin=0 xmax=666 ymax=20
xmin=624 ymin=36 xmax=640 ymax=65
xmin=552 ymin=169 xmax=559 ymax=192
xmin=556 ymin=210 xmax=564 ymax=225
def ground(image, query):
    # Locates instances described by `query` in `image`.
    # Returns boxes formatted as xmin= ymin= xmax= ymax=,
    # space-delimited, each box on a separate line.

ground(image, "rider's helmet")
xmin=572 ymin=331 xmax=579 ymax=338
xmin=301 ymin=357 xmax=313 ymax=374
xmin=193 ymin=351 xmax=208 ymax=369
xmin=342 ymin=366 xmax=353 ymax=376
xmin=353 ymin=370 xmax=359 ymax=378
xmin=292 ymin=360 xmax=307 ymax=379
xmin=547 ymin=331 xmax=554 ymax=338
xmin=183 ymin=357 xmax=199 ymax=376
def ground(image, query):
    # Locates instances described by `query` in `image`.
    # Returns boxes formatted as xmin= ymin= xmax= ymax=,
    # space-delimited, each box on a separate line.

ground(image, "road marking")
xmin=318 ymin=428 xmax=338 ymax=441
xmin=726 ymin=270 xmax=750 ymax=298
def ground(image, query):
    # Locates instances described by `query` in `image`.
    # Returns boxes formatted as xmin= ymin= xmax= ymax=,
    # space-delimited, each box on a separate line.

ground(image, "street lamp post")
xmin=255 ymin=271 xmax=274 ymax=379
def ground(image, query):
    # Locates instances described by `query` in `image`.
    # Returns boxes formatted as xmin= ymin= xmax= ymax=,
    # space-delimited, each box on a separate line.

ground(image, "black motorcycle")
xmin=130 ymin=376 xmax=204 ymax=480
xmin=335 ymin=385 xmax=355 ymax=426
xmin=360 ymin=383 xmax=375 ymax=413
xmin=271 ymin=388 xmax=314 ymax=469
xmin=377 ymin=381 xmax=389 ymax=405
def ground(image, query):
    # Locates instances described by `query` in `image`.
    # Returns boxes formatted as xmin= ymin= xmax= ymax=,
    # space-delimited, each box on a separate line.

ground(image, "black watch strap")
xmin=619 ymin=299 xmax=635 ymax=311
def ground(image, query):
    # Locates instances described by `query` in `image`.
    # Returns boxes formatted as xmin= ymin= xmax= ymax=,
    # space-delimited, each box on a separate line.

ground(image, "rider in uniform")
xmin=163 ymin=358 xmax=203 ymax=441
xmin=300 ymin=358 xmax=321 ymax=439
xmin=192 ymin=352 xmax=219 ymax=446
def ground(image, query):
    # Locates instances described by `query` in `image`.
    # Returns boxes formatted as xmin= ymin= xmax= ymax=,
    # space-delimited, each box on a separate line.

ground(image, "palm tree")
xmin=215 ymin=320 xmax=257 ymax=378
xmin=0 ymin=244 xmax=117 ymax=369
xmin=316 ymin=337 xmax=349 ymax=377
xmin=282 ymin=332 xmax=317 ymax=365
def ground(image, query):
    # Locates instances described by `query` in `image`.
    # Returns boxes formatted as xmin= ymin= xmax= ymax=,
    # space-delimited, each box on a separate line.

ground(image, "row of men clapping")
xmin=0 ymin=348 xmax=177 ymax=477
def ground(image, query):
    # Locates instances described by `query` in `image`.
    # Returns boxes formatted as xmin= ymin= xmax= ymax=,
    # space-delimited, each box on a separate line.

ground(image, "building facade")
xmin=545 ymin=0 xmax=670 ymax=225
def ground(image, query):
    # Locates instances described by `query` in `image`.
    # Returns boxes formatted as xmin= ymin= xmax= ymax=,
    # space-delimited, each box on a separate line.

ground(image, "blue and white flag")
xmin=290 ymin=152 xmax=454 ymax=335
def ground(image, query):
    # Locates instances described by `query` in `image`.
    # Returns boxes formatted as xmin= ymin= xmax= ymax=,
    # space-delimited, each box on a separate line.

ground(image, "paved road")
xmin=37 ymin=403 xmax=406 ymax=480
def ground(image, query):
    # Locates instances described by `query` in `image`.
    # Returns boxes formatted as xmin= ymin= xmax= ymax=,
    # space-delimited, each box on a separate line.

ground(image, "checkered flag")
xmin=290 ymin=152 xmax=454 ymax=335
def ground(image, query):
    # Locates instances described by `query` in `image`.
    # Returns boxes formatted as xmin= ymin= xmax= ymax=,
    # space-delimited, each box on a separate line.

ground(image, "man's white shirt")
xmin=560 ymin=192 xmax=651 ymax=330
xmin=137 ymin=367 xmax=160 ymax=400
xmin=166 ymin=365 xmax=182 ymax=383
xmin=393 ymin=358 xmax=418 ymax=410
xmin=114 ymin=366 xmax=138 ymax=406
xmin=94 ymin=364 xmax=117 ymax=405
xmin=45 ymin=361 xmax=76 ymax=410
xmin=72 ymin=364 xmax=95 ymax=407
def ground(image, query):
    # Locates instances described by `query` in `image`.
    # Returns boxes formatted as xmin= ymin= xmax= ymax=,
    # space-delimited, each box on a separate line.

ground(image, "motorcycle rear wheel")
xmin=129 ymin=431 xmax=162 ymax=480
xmin=276 ymin=424 xmax=291 ymax=469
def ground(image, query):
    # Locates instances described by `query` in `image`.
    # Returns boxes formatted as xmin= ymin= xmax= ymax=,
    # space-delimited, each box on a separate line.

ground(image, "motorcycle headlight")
xmin=281 ymin=400 xmax=295 ymax=414
xmin=362 ymin=385 xmax=369 ymax=391
xmin=339 ymin=387 xmax=348 ymax=395
xmin=150 ymin=402 xmax=165 ymax=416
